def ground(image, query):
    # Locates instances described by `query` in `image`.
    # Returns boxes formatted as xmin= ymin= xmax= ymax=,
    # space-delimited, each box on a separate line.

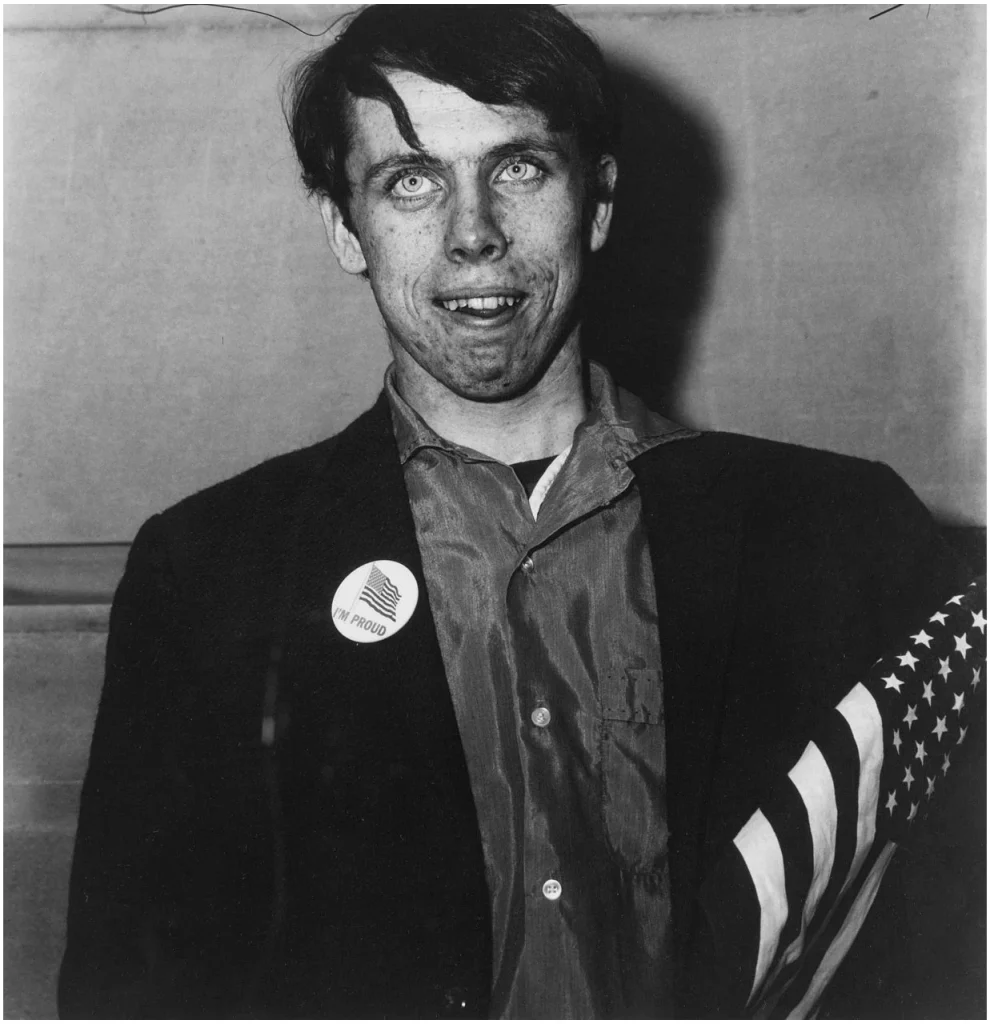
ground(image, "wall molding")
xmin=4 ymin=545 xmax=129 ymax=607
xmin=4 ymin=529 xmax=984 ymax=609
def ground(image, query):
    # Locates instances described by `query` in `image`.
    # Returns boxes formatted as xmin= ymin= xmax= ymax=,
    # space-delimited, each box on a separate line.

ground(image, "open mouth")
xmin=433 ymin=293 xmax=526 ymax=321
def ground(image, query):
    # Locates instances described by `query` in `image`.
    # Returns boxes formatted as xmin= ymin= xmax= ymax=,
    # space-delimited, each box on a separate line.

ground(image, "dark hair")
xmin=286 ymin=5 xmax=620 ymax=222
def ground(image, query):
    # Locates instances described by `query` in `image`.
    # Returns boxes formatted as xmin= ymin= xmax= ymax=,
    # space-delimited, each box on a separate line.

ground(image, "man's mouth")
xmin=434 ymin=293 xmax=526 ymax=321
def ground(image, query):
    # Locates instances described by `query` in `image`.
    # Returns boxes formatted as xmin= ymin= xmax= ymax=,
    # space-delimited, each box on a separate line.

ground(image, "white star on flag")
xmin=907 ymin=801 xmax=919 ymax=822
xmin=947 ymin=594 xmax=964 ymax=605
xmin=972 ymin=610 xmax=987 ymax=634
xmin=932 ymin=717 xmax=948 ymax=741
xmin=911 ymin=629 xmax=934 ymax=648
xmin=930 ymin=612 xmax=948 ymax=625
xmin=925 ymin=776 xmax=936 ymax=798
xmin=885 ymin=791 xmax=897 ymax=814
xmin=898 ymin=651 xmax=920 ymax=670
xmin=883 ymin=673 xmax=904 ymax=693
xmin=951 ymin=692 xmax=965 ymax=713
xmin=902 ymin=765 xmax=915 ymax=789
xmin=892 ymin=729 xmax=902 ymax=753
xmin=938 ymin=657 xmax=951 ymax=681
xmin=957 ymin=725 xmax=968 ymax=746
xmin=903 ymin=705 xmax=918 ymax=728
xmin=972 ymin=667 xmax=982 ymax=690
xmin=915 ymin=740 xmax=927 ymax=764
xmin=921 ymin=680 xmax=935 ymax=705
xmin=941 ymin=754 xmax=951 ymax=776
xmin=954 ymin=633 xmax=972 ymax=658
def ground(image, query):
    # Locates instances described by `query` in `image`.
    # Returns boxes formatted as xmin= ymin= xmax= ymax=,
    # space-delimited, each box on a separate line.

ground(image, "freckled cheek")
xmin=397 ymin=231 xmax=442 ymax=305
xmin=518 ymin=267 xmax=557 ymax=313
xmin=365 ymin=241 xmax=425 ymax=317
xmin=510 ymin=216 xmax=582 ymax=292
xmin=508 ymin=192 xmax=582 ymax=243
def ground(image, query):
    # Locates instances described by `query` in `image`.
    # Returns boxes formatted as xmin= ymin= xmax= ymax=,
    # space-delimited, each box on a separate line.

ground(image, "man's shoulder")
xmin=682 ymin=427 xmax=875 ymax=467
xmin=716 ymin=430 xmax=938 ymax=545
xmin=151 ymin=397 xmax=390 ymax=543
xmin=642 ymin=428 xmax=948 ymax=582
xmin=167 ymin=436 xmax=332 ymax=521
xmin=647 ymin=428 xmax=911 ymax=506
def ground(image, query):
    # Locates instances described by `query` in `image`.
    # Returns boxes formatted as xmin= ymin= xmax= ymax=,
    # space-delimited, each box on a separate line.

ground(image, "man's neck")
xmin=390 ymin=341 xmax=588 ymax=464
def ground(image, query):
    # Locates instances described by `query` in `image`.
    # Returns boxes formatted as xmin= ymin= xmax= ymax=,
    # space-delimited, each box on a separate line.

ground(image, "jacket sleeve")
xmin=58 ymin=514 xmax=194 ymax=1018
xmin=811 ymin=464 xmax=985 ymax=1019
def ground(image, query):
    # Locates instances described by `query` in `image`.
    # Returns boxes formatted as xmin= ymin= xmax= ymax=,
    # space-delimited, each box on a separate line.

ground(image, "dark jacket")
xmin=58 ymin=394 xmax=970 ymax=1018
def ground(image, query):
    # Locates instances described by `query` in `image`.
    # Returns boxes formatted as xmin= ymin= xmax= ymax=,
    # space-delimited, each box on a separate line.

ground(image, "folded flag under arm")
xmin=699 ymin=578 xmax=986 ymax=1018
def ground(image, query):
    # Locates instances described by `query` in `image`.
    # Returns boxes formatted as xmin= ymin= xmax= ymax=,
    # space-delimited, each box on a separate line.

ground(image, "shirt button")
xmin=521 ymin=556 xmax=535 ymax=573
xmin=542 ymin=878 xmax=562 ymax=901
xmin=531 ymin=705 xmax=551 ymax=728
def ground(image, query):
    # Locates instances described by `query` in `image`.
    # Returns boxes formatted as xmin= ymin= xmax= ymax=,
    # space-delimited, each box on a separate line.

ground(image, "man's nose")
xmin=444 ymin=188 xmax=508 ymax=263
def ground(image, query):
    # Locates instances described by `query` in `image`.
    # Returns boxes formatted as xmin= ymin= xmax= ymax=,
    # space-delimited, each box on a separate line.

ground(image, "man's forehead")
xmin=384 ymin=71 xmax=506 ymax=124
xmin=347 ymin=70 xmax=559 ymax=162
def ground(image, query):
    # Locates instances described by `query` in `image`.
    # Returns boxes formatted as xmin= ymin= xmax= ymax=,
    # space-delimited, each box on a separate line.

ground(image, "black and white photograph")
xmin=4 ymin=4 xmax=986 ymax=1018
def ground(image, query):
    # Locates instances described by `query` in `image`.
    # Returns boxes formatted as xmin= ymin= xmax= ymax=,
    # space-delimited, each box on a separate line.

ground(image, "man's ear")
xmin=588 ymin=154 xmax=618 ymax=254
xmin=319 ymin=197 xmax=368 ymax=276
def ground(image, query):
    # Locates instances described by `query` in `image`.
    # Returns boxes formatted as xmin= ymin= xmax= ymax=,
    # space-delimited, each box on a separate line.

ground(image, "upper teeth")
xmin=442 ymin=295 xmax=518 ymax=311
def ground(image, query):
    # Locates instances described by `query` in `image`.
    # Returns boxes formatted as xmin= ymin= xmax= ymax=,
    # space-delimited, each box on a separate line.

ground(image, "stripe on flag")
xmin=758 ymin=774 xmax=815 ymax=976
xmin=733 ymin=810 xmax=788 ymax=1001
xmin=796 ymin=710 xmax=861 ymax=962
xmin=785 ymin=841 xmax=897 ymax=1019
xmin=835 ymin=684 xmax=884 ymax=893
xmin=787 ymin=742 xmax=837 ymax=937
xmin=748 ymin=740 xmax=843 ymax=1010
xmin=765 ymin=741 xmax=839 ymax=984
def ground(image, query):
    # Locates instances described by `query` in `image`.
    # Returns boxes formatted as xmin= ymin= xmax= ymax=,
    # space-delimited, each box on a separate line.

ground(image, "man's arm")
xmin=683 ymin=441 xmax=985 ymax=1017
xmin=699 ymin=576 xmax=985 ymax=1016
xmin=58 ymin=515 xmax=193 ymax=1018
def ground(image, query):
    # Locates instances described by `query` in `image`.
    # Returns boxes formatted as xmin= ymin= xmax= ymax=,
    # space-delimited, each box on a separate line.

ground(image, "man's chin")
xmin=445 ymin=377 xmax=529 ymax=403
xmin=439 ymin=360 xmax=550 ymax=403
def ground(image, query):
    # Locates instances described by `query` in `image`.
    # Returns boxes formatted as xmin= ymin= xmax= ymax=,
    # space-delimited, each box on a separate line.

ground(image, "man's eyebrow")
xmin=362 ymin=151 xmax=446 ymax=189
xmin=484 ymin=135 xmax=571 ymax=164
xmin=361 ymin=135 xmax=572 ymax=189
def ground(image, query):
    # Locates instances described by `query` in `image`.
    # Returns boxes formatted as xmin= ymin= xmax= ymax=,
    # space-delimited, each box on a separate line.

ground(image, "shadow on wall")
xmin=584 ymin=59 xmax=726 ymax=422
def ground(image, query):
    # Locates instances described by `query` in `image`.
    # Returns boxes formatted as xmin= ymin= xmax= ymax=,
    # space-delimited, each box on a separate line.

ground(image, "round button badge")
xmin=330 ymin=560 xmax=419 ymax=643
xmin=542 ymin=879 xmax=562 ymax=901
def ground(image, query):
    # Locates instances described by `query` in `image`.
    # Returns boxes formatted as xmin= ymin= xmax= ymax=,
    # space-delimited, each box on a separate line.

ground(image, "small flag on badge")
xmin=358 ymin=563 xmax=402 ymax=622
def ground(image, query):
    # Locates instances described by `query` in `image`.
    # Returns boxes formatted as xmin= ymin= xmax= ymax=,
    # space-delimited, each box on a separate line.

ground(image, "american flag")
xmin=700 ymin=578 xmax=986 ymax=1018
xmin=358 ymin=563 xmax=402 ymax=622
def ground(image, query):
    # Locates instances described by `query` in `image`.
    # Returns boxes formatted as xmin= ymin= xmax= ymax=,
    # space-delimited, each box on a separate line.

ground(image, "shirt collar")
xmin=385 ymin=366 xmax=487 ymax=465
xmin=578 ymin=360 xmax=688 ymax=466
xmin=384 ymin=360 xmax=690 ymax=467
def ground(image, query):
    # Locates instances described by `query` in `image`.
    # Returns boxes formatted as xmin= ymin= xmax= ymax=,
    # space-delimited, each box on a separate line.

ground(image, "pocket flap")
xmin=601 ymin=666 xmax=663 ymax=724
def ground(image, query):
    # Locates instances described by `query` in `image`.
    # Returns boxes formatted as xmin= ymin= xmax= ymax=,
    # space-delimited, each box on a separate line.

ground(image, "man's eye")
xmin=391 ymin=173 xmax=439 ymax=198
xmin=497 ymin=161 xmax=541 ymax=183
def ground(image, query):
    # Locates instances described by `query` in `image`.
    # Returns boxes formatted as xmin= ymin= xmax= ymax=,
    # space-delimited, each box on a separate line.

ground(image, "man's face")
xmin=322 ymin=71 xmax=615 ymax=402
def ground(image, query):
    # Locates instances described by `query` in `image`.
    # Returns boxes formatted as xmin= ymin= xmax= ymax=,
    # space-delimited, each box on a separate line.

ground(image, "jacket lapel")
xmin=285 ymin=392 xmax=473 ymax=760
xmin=273 ymin=394 xmax=492 ymax=1014
xmin=633 ymin=435 xmax=746 ymax=985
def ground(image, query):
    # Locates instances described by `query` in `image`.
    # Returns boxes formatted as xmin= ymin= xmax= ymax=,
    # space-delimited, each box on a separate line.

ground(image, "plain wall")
xmin=4 ymin=3 xmax=986 ymax=543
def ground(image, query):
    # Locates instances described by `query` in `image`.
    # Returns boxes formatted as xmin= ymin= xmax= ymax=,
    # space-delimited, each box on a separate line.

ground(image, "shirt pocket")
xmin=600 ymin=666 xmax=669 ymax=873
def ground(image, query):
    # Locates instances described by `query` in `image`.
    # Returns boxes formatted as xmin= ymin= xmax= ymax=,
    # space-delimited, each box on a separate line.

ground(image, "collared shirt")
xmin=387 ymin=362 xmax=696 ymax=1018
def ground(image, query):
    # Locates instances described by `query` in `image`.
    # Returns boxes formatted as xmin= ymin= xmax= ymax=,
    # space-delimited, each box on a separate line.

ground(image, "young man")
xmin=59 ymin=6 xmax=978 ymax=1018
